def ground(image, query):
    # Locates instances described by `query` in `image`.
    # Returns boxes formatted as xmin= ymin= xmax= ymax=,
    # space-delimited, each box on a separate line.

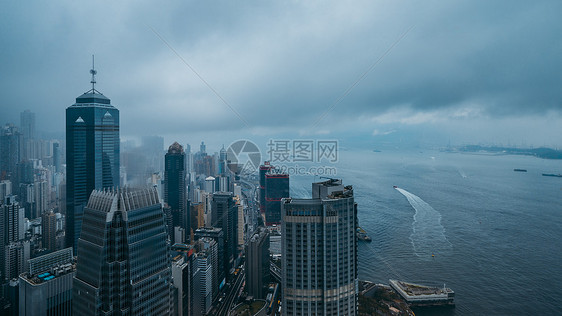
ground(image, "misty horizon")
xmin=2 ymin=1 xmax=561 ymax=148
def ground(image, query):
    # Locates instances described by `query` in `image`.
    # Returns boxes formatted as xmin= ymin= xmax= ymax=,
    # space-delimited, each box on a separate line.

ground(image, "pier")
xmin=389 ymin=279 xmax=455 ymax=307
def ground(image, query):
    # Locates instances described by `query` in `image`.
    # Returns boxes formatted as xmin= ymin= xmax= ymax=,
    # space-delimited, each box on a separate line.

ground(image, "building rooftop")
xmin=86 ymin=187 xmax=160 ymax=214
xmin=73 ymin=92 xmax=113 ymax=107
xmin=20 ymin=262 xmax=76 ymax=286
xmin=28 ymin=247 xmax=73 ymax=275
xmin=168 ymin=142 xmax=184 ymax=154
xmin=314 ymin=178 xmax=343 ymax=187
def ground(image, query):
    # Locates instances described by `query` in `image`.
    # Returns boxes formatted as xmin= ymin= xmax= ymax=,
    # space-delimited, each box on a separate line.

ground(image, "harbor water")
xmin=290 ymin=149 xmax=562 ymax=315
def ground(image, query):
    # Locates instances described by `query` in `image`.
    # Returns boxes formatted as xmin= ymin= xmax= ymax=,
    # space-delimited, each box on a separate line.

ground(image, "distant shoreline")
xmin=442 ymin=145 xmax=562 ymax=160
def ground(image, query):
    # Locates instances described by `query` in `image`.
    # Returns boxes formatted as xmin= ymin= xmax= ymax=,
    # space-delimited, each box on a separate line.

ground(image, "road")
xmin=216 ymin=268 xmax=245 ymax=316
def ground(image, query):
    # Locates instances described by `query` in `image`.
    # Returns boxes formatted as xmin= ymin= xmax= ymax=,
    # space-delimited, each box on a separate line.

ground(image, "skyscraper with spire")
xmin=65 ymin=57 xmax=119 ymax=254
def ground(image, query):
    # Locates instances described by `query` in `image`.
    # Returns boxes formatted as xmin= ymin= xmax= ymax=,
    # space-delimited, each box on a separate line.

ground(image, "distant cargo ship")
xmin=542 ymin=173 xmax=562 ymax=177
xmin=357 ymin=227 xmax=372 ymax=242
xmin=389 ymin=279 xmax=454 ymax=307
xmin=513 ymin=169 xmax=527 ymax=172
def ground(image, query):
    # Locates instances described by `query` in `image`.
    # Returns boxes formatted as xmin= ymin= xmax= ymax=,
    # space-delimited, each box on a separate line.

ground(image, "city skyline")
xmin=1 ymin=2 xmax=561 ymax=315
xmin=1 ymin=1 xmax=561 ymax=148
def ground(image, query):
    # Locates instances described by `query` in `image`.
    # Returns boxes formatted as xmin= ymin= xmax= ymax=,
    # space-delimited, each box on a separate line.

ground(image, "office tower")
xmin=73 ymin=187 xmax=172 ymax=315
xmin=205 ymin=176 xmax=215 ymax=194
xmin=194 ymin=153 xmax=215 ymax=177
xmin=245 ymin=227 xmax=270 ymax=299
xmin=34 ymin=180 xmax=48 ymax=216
xmin=216 ymin=175 xmax=229 ymax=192
xmin=171 ymin=252 xmax=192 ymax=316
xmin=165 ymin=142 xmax=189 ymax=243
xmin=218 ymin=146 xmax=227 ymax=176
xmin=53 ymin=142 xmax=61 ymax=173
xmin=19 ymin=248 xmax=75 ymax=316
xmin=281 ymin=180 xmax=358 ymax=316
xmin=264 ymin=171 xmax=289 ymax=226
xmin=211 ymin=192 xmax=238 ymax=275
xmin=17 ymin=160 xmax=35 ymax=186
xmin=258 ymin=162 xmax=272 ymax=214
xmin=164 ymin=205 xmax=174 ymax=241
xmin=42 ymin=211 xmax=57 ymax=252
xmin=192 ymin=237 xmax=217 ymax=316
xmin=190 ymin=203 xmax=205 ymax=233
xmin=0 ymin=124 xmax=22 ymax=182
xmin=194 ymin=227 xmax=225 ymax=292
xmin=20 ymin=110 xmax=35 ymax=141
xmin=65 ymin=63 xmax=119 ymax=254
xmin=185 ymin=143 xmax=193 ymax=173
xmin=237 ymin=202 xmax=244 ymax=247
xmin=0 ymin=180 xmax=11 ymax=201
xmin=20 ymin=110 xmax=36 ymax=160
xmin=199 ymin=141 xmax=206 ymax=155
xmin=175 ymin=227 xmax=186 ymax=244
xmin=141 ymin=135 xmax=165 ymax=175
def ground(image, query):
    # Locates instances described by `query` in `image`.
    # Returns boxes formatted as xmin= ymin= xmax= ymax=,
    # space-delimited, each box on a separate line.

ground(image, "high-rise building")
xmin=199 ymin=141 xmax=206 ymax=155
xmin=204 ymin=177 xmax=215 ymax=194
xmin=237 ymin=202 xmax=244 ymax=247
xmin=216 ymin=175 xmax=230 ymax=193
xmin=192 ymin=237 xmax=217 ymax=316
xmin=2 ymin=195 xmax=22 ymax=283
xmin=2 ymin=195 xmax=22 ymax=247
xmin=194 ymin=227 xmax=225 ymax=293
xmin=34 ymin=180 xmax=48 ymax=217
xmin=165 ymin=142 xmax=189 ymax=243
xmin=19 ymin=248 xmax=75 ymax=316
xmin=190 ymin=203 xmax=205 ymax=233
xmin=20 ymin=110 xmax=35 ymax=141
xmin=42 ymin=211 xmax=57 ymax=252
xmin=194 ymin=155 xmax=215 ymax=177
xmin=73 ymin=187 xmax=172 ymax=315
xmin=20 ymin=110 xmax=36 ymax=160
xmin=258 ymin=162 xmax=272 ymax=214
xmin=4 ymin=241 xmax=30 ymax=281
xmin=281 ymin=180 xmax=358 ymax=316
xmin=185 ymin=143 xmax=193 ymax=174
xmin=211 ymin=192 xmax=238 ymax=275
xmin=65 ymin=63 xmax=119 ymax=254
xmin=0 ymin=180 xmax=11 ymax=202
xmin=171 ymin=252 xmax=192 ymax=316
xmin=53 ymin=142 xmax=61 ymax=173
xmin=0 ymin=124 xmax=22 ymax=182
xmin=245 ymin=227 xmax=270 ymax=299
xmin=218 ymin=146 xmax=227 ymax=176
xmin=264 ymin=171 xmax=289 ymax=226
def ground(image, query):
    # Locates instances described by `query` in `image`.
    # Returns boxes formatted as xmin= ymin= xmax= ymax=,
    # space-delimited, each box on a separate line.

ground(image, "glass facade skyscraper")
xmin=211 ymin=192 xmax=238 ymax=276
xmin=164 ymin=142 xmax=189 ymax=243
xmin=73 ymin=187 xmax=172 ymax=315
xmin=265 ymin=171 xmax=289 ymax=225
xmin=65 ymin=82 xmax=119 ymax=254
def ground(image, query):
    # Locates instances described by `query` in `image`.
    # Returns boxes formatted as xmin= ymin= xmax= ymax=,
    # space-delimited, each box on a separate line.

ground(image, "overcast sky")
xmin=1 ymin=1 xmax=561 ymax=149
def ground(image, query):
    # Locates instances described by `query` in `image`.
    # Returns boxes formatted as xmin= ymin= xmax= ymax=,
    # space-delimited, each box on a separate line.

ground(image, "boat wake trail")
xmin=395 ymin=188 xmax=452 ymax=258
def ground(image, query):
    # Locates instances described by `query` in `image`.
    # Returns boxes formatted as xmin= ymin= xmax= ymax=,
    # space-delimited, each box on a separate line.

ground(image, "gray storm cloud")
xmin=0 ymin=0 xmax=560 ymax=145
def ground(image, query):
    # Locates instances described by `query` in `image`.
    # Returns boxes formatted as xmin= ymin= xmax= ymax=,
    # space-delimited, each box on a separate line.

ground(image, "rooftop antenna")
xmin=90 ymin=55 xmax=97 ymax=93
